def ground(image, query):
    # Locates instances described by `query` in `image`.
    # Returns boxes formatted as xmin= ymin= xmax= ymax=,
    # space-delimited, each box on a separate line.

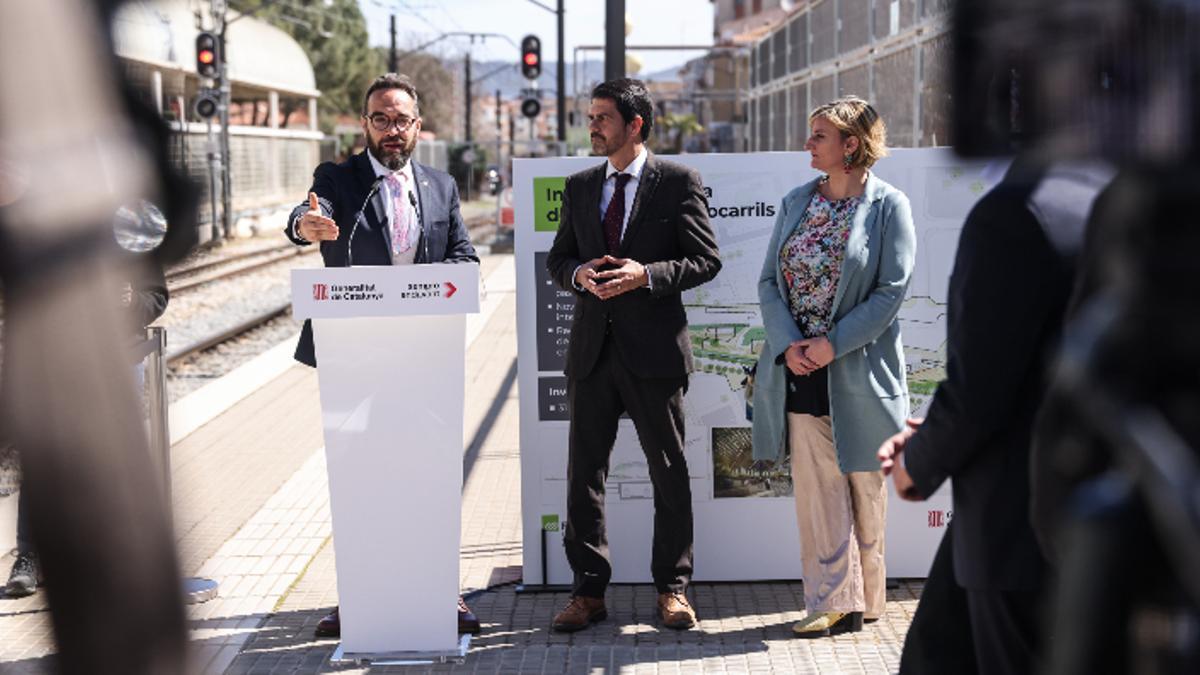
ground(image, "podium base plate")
xmin=329 ymin=634 xmax=471 ymax=666
xmin=183 ymin=577 xmax=219 ymax=604
xmin=514 ymin=583 xmax=572 ymax=595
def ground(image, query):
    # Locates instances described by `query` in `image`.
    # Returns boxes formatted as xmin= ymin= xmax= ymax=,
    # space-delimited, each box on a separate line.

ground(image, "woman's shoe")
xmin=791 ymin=611 xmax=864 ymax=638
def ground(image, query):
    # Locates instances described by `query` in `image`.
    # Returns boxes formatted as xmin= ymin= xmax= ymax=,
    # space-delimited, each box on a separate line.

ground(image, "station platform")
xmin=0 ymin=251 xmax=924 ymax=674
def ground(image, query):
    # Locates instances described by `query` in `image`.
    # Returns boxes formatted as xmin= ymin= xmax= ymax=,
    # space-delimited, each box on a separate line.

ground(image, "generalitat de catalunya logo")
xmin=312 ymin=281 xmax=458 ymax=301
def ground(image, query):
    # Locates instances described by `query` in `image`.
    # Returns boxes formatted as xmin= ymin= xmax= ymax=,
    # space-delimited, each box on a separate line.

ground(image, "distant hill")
xmin=470 ymin=60 xmax=605 ymax=99
xmin=467 ymin=59 xmax=686 ymax=99
xmin=639 ymin=64 xmax=687 ymax=82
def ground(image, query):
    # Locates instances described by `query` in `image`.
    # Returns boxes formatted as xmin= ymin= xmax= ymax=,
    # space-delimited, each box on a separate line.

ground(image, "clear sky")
xmin=358 ymin=0 xmax=715 ymax=76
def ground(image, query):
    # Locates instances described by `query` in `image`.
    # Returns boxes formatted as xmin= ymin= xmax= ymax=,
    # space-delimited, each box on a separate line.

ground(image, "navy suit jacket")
xmin=284 ymin=150 xmax=479 ymax=366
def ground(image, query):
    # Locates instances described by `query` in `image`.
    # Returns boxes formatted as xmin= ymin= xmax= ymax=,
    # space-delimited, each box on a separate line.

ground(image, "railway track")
xmin=165 ymin=301 xmax=292 ymax=366
xmin=167 ymin=245 xmax=317 ymax=294
xmin=166 ymin=243 xmax=296 ymax=281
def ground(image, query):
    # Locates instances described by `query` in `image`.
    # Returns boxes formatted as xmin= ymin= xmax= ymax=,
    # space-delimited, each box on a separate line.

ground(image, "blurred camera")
xmin=954 ymin=0 xmax=1200 ymax=164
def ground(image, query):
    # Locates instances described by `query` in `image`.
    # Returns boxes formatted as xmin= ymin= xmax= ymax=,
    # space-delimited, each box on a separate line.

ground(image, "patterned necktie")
xmin=603 ymin=173 xmax=633 ymax=254
xmin=385 ymin=172 xmax=415 ymax=256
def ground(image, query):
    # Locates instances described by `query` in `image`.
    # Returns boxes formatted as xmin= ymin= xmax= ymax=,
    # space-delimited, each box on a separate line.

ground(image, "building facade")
xmin=746 ymin=0 xmax=952 ymax=151
xmin=112 ymin=0 xmax=323 ymax=242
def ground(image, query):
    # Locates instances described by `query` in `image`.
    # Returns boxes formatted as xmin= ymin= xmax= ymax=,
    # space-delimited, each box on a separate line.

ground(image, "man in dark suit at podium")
xmin=546 ymin=78 xmax=721 ymax=632
xmin=283 ymin=73 xmax=480 ymax=637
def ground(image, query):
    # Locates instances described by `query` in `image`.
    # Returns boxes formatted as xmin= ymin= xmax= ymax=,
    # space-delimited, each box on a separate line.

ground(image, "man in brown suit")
xmin=545 ymin=78 xmax=721 ymax=632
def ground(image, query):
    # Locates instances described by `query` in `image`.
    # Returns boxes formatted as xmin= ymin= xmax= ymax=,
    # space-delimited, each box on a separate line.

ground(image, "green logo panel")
xmin=541 ymin=514 xmax=560 ymax=532
xmin=533 ymin=176 xmax=566 ymax=232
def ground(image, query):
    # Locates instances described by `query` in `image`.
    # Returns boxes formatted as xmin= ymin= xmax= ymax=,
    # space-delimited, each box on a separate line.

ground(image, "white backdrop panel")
xmin=515 ymin=150 xmax=1006 ymax=585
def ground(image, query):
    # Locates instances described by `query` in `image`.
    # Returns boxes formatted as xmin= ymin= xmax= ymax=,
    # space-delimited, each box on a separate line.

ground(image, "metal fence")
xmin=414 ymin=139 xmax=450 ymax=174
xmin=166 ymin=126 xmax=322 ymax=244
xmin=746 ymin=0 xmax=952 ymax=151
xmin=162 ymin=127 xmax=456 ymax=244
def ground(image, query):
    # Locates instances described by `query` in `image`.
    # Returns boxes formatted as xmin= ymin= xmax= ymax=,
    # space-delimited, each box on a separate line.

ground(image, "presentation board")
xmin=514 ymin=150 xmax=1006 ymax=584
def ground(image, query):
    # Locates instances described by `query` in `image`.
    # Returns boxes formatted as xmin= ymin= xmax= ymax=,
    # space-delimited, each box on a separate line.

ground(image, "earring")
xmin=843 ymin=154 xmax=853 ymax=175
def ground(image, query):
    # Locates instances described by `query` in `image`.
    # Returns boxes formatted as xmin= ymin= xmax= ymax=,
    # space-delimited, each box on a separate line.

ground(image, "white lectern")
xmin=291 ymin=263 xmax=480 ymax=664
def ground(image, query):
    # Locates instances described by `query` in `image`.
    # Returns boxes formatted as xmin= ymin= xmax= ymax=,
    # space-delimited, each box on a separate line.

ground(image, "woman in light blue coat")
xmin=751 ymin=97 xmax=915 ymax=638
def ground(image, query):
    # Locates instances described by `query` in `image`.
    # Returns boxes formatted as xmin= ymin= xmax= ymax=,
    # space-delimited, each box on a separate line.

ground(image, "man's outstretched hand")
xmin=298 ymin=192 xmax=339 ymax=242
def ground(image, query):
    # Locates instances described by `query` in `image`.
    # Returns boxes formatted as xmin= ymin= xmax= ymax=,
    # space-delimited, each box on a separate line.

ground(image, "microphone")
xmin=409 ymin=190 xmax=428 ymax=262
xmin=347 ymin=175 xmax=386 ymax=267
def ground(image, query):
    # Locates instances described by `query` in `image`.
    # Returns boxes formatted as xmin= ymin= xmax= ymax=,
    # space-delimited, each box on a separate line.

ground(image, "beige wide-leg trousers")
xmin=788 ymin=413 xmax=887 ymax=618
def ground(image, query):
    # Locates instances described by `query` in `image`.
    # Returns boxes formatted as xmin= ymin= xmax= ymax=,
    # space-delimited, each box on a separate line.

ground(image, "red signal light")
xmin=520 ymin=34 xmax=541 ymax=80
xmin=196 ymin=31 xmax=220 ymax=78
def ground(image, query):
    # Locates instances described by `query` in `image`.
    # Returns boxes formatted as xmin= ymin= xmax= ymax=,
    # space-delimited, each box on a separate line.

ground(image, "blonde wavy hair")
xmin=808 ymin=96 xmax=888 ymax=169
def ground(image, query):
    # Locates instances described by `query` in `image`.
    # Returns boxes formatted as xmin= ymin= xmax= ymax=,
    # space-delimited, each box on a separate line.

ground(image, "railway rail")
xmin=165 ymin=301 xmax=292 ymax=366
xmin=167 ymin=245 xmax=316 ymax=294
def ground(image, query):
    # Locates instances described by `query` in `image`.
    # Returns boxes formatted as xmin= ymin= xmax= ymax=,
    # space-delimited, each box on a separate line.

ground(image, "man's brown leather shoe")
xmin=552 ymin=595 xmax=607 ymax=632
xmin=657 ymin=591 xmax=696 ymax=630
xmin=314 ymin=607 xmax=340 ymax=638
xmin=458 ymin=596 xmax=481 ymax=634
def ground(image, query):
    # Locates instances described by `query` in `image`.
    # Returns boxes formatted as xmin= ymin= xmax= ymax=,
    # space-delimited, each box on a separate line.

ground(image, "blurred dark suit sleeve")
xmin=903 ymin=189 xmax=1069 ymax=499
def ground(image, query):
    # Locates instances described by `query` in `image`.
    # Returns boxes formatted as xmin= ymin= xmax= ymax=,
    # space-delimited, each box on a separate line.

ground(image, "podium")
xmin=291 ymin=263 xmax=480 ymax=664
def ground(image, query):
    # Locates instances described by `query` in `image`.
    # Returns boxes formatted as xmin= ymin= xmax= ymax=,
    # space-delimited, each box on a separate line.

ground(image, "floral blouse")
xmin=779 ymin=187 xmax=861 ymax=338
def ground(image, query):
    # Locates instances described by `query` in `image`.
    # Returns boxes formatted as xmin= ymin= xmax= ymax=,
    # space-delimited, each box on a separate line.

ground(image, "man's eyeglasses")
xmin=367 ymin=113 xmax=418 ymax=132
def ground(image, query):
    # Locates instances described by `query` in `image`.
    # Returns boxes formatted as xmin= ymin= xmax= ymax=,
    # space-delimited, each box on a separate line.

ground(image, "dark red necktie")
xmin=603 ymin=173 xmax=632 ymax=254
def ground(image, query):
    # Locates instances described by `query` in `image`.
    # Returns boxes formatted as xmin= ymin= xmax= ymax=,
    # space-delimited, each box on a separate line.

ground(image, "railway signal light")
xmin=196 ymin=31 xmax=220 ymax=79
xmin=521 ymin=34 xmax=541 ymax=80
xmin=194 ymin=88 xmax=219 ymax=119
xmin=521 ymin=98 xmax=541 ymax=118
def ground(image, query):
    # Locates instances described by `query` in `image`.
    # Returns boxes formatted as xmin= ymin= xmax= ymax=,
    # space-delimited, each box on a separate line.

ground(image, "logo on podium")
xmin=293 ymin=263 xmax=480 ymax=320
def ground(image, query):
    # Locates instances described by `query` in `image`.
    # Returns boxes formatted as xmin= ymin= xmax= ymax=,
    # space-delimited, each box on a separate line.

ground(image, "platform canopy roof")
xmin=112 ymin=0 xmax=320 ymax=98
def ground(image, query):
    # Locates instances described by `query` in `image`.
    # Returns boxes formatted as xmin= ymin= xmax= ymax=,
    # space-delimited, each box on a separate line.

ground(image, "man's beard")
xmin=590 ymin=133 xmax=613 ymax=156
xmin=590 ymin=129 xmax=627 ymax=157
xmin=369 ymin=134 xmax=414 ymax=170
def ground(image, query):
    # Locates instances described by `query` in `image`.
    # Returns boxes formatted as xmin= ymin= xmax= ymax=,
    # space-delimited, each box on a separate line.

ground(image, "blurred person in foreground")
xmin=545 ymin=78 xmax=721 ymax=632
xmin=877 ymin=159 xmax=1112 ymax=674
xmin=283 ymin=72 xmax=480 ymax=637
xmin=751 ymin=96 xmax=915 ymax=638
xmin=5 ymin=239 xmax=167 ymax=598
xmin=0 ymin=1 xmax=191 ymax=671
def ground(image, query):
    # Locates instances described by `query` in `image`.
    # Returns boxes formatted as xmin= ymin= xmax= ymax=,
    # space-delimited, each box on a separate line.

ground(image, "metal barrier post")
xmin=145 ymin=327 xmax=171 ymax=495
xmin=144 ymin=326 xmax=219 ymax=604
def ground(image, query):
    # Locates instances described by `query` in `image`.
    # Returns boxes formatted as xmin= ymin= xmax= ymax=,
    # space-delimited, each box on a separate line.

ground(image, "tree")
xmin=230 ymin=0 xmax=383 ymax=133
xmin=655 ymin=113 xmax=704 ymax=154
xmin=375 ymin=48 xmax=457 ymax=138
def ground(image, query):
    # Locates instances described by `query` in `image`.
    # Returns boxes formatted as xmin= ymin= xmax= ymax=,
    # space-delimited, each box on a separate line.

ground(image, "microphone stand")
xmin=347 ymin=175 xmax=386 ymax=267
xmin=409 ymin=190 xmax=428 ymax=262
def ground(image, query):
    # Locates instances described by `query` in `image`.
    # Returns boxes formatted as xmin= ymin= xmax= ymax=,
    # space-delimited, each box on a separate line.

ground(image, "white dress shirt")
xmin=571 ymin=147 xmax=652 ymax=291
xmin=599 ymin=145 xmax=648 ymax=242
